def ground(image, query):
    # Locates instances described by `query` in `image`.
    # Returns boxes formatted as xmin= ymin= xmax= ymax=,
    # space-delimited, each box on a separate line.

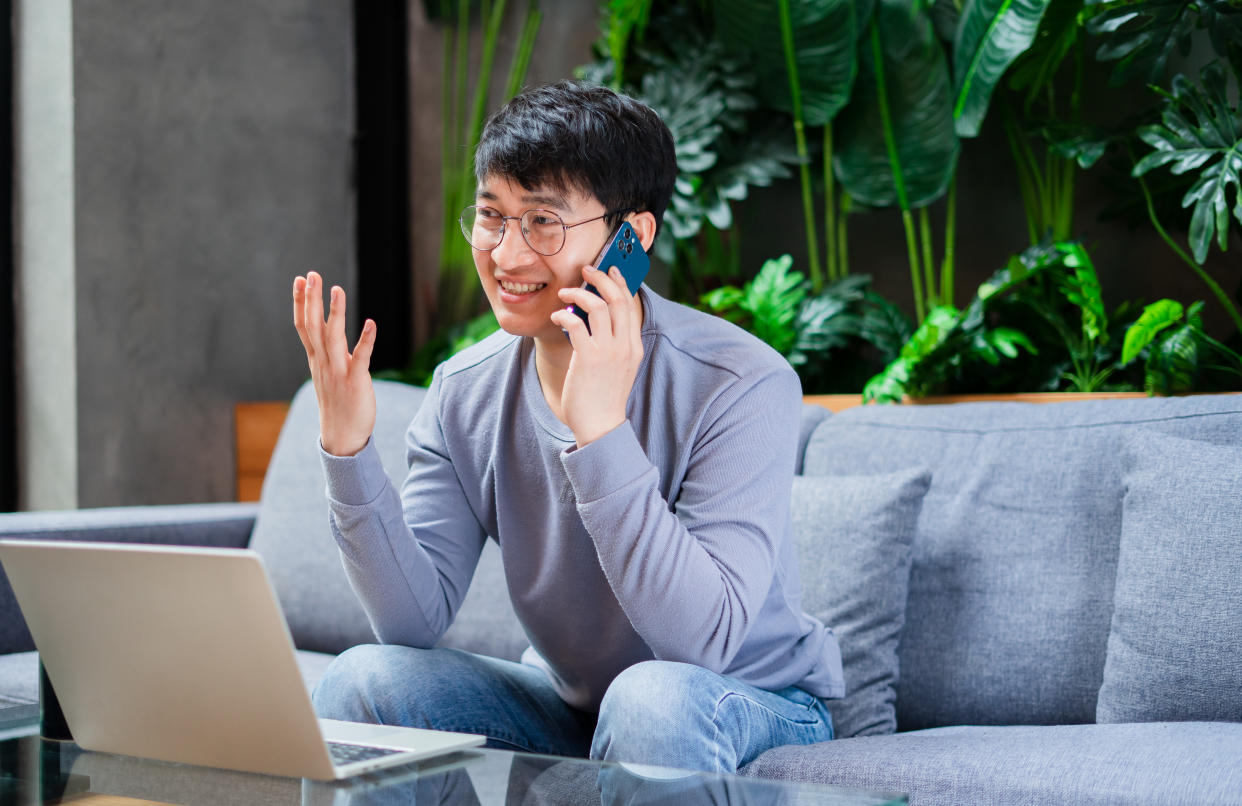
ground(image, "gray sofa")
xmin=1 ymin=380 xmax=1240 ymax=805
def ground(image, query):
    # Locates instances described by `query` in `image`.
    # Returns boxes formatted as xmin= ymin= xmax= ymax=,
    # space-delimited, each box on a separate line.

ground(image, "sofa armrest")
xmin=0 ymin=503 xmax=258 ymax=654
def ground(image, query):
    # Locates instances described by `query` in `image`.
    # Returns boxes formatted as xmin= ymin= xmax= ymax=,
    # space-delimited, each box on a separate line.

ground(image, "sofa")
xmin=1 ymin=380 xmax=1240 ymax=805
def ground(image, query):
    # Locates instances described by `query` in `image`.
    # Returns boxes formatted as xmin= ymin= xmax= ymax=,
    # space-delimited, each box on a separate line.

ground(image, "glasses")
xmin=459 ymin=205 xmax=622 ymax=256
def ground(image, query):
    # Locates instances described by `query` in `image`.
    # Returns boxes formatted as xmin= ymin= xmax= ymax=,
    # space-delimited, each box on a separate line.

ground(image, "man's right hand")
xmin=292 ymin=271 xmax=377 ymax=457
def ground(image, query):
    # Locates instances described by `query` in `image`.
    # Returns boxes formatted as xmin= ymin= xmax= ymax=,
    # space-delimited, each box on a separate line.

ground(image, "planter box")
xmin=803 ymin=391 xmax=1150 ymax=412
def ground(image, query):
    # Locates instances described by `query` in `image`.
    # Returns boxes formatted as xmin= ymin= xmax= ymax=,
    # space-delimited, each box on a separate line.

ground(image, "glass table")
xmin=0 ymin=718 xmax=906 ymax=805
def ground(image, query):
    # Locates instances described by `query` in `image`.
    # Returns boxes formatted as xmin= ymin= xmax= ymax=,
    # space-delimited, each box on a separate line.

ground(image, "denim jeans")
xmin=311 ymin=645 xmax=834 ymax=774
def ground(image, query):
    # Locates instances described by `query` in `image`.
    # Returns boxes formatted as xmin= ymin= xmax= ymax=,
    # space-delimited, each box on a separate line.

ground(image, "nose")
xmin=490 ymin=222 xmax=537 ymax=268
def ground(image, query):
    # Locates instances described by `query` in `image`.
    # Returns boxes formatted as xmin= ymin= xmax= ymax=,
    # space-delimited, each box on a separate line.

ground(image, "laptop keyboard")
xmin=328 ymin=741 xmax=405 ymax=766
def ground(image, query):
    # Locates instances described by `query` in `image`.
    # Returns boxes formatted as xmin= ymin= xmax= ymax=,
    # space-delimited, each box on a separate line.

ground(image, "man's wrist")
xmin=573 ymin=416 xmax=626 ymax=449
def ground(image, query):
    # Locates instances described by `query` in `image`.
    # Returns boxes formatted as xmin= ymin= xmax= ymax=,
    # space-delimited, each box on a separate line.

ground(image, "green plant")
xmin=377 ymin=310 xmax=501 ymax=387
xmin=862 ymin=240 xmax=1142 ymax=401
xmin=699 ymin=255 xmax=806 ymax=354
xmin=1043 ymin=243 xmax=1114 ymax=391
xmin=699 ymin=256 xmax=911 ymax=392
xmin=579 ymin=8 xmax=803 ymax=298
xmin=1130 ymin=63 xmax=1242 ymax=334
xmin=437 ymin=0 xmax=542 ymax=333
xmin=1122 ymin=299 xmax=1242 ymax=394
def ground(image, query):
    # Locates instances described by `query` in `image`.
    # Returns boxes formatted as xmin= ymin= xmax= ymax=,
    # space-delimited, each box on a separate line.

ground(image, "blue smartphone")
xmin=570 ymin=221 xmax=650 ymax=332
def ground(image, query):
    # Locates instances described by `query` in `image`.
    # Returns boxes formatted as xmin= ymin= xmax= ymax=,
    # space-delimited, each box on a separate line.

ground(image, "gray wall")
xmin=18 ymin=1 xmax=353 ymax=508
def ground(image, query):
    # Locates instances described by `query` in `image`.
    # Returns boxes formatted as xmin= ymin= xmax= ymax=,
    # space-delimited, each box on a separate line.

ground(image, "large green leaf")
xmin=952 ymin=0 xmax=1054 ymax=137
xmin=715 ymin=0 xmax=859 ymax=126
xmin=1132 ymin=63 xmax=1242 ymax=264
xmin=1121 ymin=298 xmax=1185 ymax=364
xmin=834 ymin=0 xmax=960 ymax=208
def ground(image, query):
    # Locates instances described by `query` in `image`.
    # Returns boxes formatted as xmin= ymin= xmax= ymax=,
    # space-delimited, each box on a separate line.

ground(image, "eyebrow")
xmin=476 ymin=188 xmax=571 ymax=211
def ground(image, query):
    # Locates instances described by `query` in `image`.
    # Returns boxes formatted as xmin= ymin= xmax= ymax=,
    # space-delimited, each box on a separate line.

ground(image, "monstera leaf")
xmin=635 ymin=38 xmax=794 ymax=247
xmin=834 ymin=0 xmax=959 ymax=208
xmin=952 ymin=0 xmax=1053 ymax=137
xmin=1132 ymin=63 xmax=1242 ymax=264
xmin=1086 ymin=0 xmax=1242 ymax=88
xmin=716 ymin=0 xmax=860 ymax=126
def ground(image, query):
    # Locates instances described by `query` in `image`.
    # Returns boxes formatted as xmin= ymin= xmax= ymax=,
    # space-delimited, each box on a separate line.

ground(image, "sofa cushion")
xmin=249 ymin=380 xmax=527 ymax=660
xmin=802 ymin=393 xmax=1242 ymax=729
xmin=742 ymin=722 xmax=1242 ymax=806
xmin=1096 ymin=431 xmax=1242 ymax=724
xmin=790 ymin=469 xmax=929 ymax=738
xmin=0 ymin=651 xmax=39 ymax=706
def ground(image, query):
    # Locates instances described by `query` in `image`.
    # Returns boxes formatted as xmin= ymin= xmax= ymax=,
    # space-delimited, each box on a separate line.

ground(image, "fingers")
xmin=292 ymin=276 xmax=313 ymax=356
xmin=350 ymin=319 xmax=377 ymax=376
xmin=293 ymin=272 xmax=371 ymax=375
xmin=557 ymin=266 xmax=636 ymax=343
xmin=325 ymin=284 xmax=349 ymax=373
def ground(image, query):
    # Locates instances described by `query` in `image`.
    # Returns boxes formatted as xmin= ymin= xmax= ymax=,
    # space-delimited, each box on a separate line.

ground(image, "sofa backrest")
xmin=802 ymin=393 xmax=1242 ymax=730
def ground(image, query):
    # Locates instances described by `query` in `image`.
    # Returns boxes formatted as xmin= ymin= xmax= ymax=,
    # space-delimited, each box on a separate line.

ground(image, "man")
xmin=292 ymin=80 xmax=842 ymax=774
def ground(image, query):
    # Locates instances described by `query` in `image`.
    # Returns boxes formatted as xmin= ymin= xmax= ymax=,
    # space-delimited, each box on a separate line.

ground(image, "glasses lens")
xmin=460 ymin=206 xmax=504 ymax=250
xmin=520 ymin=210 xmax=566 ymax=255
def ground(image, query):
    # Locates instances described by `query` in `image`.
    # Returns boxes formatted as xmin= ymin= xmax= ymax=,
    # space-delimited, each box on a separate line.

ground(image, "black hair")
xmin=473 ymin=80 xmax=678 ymax=237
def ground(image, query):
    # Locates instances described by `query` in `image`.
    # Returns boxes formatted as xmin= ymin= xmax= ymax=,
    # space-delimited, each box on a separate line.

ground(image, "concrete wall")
xmin=17 ymin=1 xmax=353 ymax=507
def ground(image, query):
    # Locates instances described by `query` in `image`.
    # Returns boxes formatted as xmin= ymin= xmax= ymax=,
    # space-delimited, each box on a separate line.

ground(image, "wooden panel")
xmin=234 ymin=401 xmax=290 ymax=502
xmin=802 ymin=391 xmax=1152 ymax=412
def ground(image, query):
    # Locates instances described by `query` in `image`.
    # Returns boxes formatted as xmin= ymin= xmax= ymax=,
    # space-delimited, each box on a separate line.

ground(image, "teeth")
xmin=499 ymin=280 xmax=546 ymax=294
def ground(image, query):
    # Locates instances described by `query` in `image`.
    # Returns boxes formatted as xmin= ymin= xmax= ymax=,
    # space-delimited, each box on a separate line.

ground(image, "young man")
xmin=292 ymin=80 xmax=842 ymax=774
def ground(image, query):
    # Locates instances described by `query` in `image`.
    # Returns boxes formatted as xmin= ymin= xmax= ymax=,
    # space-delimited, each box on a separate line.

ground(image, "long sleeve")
xmin=321 ymin=371 xmax=487 ymax=647
xmin=562 ymin=367 xmax=801 ymax=673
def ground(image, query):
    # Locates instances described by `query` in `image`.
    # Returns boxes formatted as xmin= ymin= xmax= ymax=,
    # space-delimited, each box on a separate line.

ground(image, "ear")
xmin=626 ymin=211 xmax=659 ymax=253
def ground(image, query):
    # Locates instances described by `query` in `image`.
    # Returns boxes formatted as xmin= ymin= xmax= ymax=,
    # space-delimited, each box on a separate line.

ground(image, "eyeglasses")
xmin=459 ymin=205 xmax=622 ymax=256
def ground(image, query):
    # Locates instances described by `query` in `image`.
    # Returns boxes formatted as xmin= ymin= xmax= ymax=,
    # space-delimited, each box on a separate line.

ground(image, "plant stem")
xmin=1193 ymin=328 xmax=1242 ymax=376
xmin=1058 ymin=155 xmax=1075 ymax=240
xmin=920 ymin=206 xmax=936 ymax=307
xmin=869 ymin=21 xmax=920 ymax=318
xmin=777 ymin=0 xmax=822 ymax=291
xmin=1134 ymin=169 xmax=1242 ymax=335
xmin=942 ymin=171 xmax=957 ymax=307
xmin=824 ymin=125 xmax=837 ymax=282
xmin=504 ymin=1 xmax=542 ymax=100
xmin=838 ymin=192 xmax=851 ymax=277
xmin=902 ymin=210 xmax=925 ymax=322
xmin=1003 ymin=107 xmax=1041 ymax=245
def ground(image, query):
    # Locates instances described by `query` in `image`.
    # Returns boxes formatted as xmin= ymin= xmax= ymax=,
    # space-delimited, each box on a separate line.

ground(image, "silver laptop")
xmin=0 ymin=539 xmax=485 ymax=780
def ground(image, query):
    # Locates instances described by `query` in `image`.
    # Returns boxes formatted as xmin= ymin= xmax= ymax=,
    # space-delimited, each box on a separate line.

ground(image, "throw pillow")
xmin=1096 ymin=430 xmax=1242 ymax=723
xmin=790 ymin=468 xmax=931 ymax=737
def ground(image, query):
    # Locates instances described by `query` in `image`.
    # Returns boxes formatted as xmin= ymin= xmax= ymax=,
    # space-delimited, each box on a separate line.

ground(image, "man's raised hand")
xmin=292 ymin=271 xmax=377 ymax=457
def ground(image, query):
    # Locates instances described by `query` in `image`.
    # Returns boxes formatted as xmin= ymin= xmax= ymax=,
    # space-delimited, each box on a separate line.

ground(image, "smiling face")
xmin=472 ymin=175 xmax=615 ymax=343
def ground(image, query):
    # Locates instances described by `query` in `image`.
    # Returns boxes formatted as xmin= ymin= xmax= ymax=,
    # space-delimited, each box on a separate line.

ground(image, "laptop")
xmin=0 ymin=539 xmax=485 ymax=780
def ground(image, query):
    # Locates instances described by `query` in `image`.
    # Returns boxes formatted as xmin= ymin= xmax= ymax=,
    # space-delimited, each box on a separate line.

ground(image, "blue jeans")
xmin=312 ymin=645 xmax=834 ymax=774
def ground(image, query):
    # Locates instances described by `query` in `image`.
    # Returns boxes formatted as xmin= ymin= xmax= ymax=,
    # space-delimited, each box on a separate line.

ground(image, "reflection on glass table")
xmin=1 ymin=727 xmax=906 ymax=806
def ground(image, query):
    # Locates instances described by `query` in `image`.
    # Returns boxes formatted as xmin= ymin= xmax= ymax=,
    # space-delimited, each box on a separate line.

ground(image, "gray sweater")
xmin=322 ymin=287 xmax=844 ymax=710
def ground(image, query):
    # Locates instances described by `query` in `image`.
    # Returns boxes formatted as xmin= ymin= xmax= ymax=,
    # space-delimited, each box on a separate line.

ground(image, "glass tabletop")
xmin=0 ymin=721 xmax=906 ymax=805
